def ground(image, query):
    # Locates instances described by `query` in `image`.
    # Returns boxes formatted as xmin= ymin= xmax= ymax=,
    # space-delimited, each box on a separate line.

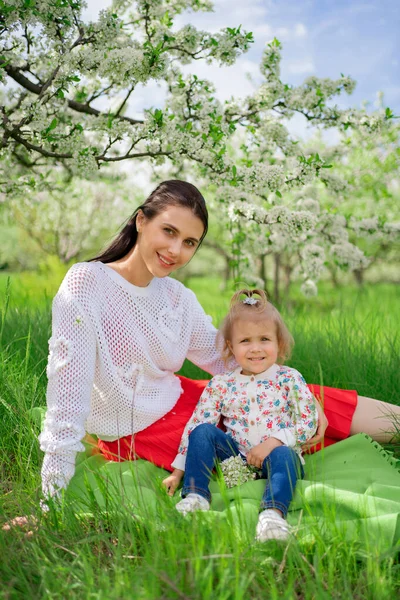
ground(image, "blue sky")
xmin=83 ymin=1 xmax=400 ymax=141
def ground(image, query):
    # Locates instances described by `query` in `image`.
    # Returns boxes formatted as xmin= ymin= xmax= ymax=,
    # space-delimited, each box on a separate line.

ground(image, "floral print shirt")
xmin=172 ymin=363 xmax=318 ymax=470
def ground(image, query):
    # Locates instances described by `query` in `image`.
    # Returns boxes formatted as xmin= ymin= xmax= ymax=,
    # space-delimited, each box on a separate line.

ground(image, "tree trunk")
xmin=273 ymin=253 xmax=281 ymax=305
xmin=284 ymin=263 xmax=293 ymax=299
xmin=353 ymin=268 xmax=365 ymax=286
xmin=327 ymin=265 xmax=340 ymax=288
xmin=221 ymin=255 xmax=231 ymax=291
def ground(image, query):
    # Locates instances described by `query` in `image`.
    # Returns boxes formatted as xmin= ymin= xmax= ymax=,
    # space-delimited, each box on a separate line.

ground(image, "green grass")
xmin=0 ymin=273 xmax=399 ymax=598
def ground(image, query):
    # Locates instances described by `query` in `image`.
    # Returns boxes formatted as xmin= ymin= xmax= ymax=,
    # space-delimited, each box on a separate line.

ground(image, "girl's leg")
xmin=350 ymin=396 xmax=400 ymax=443
xmin=260 ymin=446 xmax=304 ymax=517
xmin=182 ymin=423 xmax=240 ymax=502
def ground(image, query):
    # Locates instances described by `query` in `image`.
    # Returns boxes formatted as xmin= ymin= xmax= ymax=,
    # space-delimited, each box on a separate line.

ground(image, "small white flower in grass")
xmin=301 ymin=279 xmax=318 ymax=297
xmin=220 ymin=455 xmax=257 ymax=488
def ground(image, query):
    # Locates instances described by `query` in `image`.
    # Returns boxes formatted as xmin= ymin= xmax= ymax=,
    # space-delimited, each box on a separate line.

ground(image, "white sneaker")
xmin=175 ymin=493 xmax=210 ymax=516
xmin=255 ymin=509 xmax=291 ymax=542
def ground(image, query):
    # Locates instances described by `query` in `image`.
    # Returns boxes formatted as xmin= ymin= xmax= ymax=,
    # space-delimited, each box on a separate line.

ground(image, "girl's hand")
xmin=301 ymin=400 xmax=329 ymax=451
xmin=162 ymin=469 xmax=184 ymax=497
xmin=246 ymin=438 xmax=283 ymax=469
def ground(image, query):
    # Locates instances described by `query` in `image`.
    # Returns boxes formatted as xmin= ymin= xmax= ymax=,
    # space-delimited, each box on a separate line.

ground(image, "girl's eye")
xmin=185 ymin=239 xmax=195 ymax=247
xmin=261 ymin=337 xmax=270 ymax=341
xmin=164 ymin=228 xmax=174 ymax=235
xmin=240 ymin=339 xmax=249 ymax=343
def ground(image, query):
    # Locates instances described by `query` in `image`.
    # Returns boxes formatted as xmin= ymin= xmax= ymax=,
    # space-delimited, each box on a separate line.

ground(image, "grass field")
xmin=0 ymin=270 xmax=399 ymax=598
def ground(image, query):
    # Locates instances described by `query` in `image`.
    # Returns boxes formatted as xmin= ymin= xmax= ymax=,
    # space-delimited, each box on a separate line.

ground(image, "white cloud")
xmin=286 ymin=60 xmax=315 ymax=75
xmin=251 ymin=23 xmax=274 ymax=40
xmin=283 ymin=113 xmax=341 ymax=146
xmin=180 ymin=57 xmax=260 ymax=102
xmin=81 ymin=0 xmax=111 ymax=21
xmin=294 ymin=23 xmax=307 ymax=38
xmin=275 ymin=27 xmax=290 ymax=40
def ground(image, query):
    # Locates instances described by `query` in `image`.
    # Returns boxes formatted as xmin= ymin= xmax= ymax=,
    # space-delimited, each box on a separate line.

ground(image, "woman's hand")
xmin=246 ymin=438 xmax=283 ymax=469
xmin=301 ymin=400 xmax=329 ymax=451
xmin=162 ymin=469 xmax=184 ymax=497
xmin=2 ymin=515 xmax=38 ymax=537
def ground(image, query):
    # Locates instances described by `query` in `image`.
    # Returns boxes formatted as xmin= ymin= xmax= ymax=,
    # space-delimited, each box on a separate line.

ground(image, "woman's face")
xmin=135 ymin=205 xmax=205 ymax=279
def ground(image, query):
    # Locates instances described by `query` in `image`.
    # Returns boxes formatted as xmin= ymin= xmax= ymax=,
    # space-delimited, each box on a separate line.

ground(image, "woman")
xmin=39 ymin=180 xmax=399 ymax=500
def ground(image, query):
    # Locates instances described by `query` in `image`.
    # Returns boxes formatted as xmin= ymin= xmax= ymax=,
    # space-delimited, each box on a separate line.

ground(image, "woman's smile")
xmin=157 ymin=252 xmax=177 ymax=268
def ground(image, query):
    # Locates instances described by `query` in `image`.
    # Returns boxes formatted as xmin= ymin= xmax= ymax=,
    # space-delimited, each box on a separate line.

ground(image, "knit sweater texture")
xmin=39 ymin=262 xmax=225 ymax=497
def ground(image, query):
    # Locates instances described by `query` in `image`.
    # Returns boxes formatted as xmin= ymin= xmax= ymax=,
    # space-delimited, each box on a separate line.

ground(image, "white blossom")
xmin=300 ymin=279 xmax=318 ymax=297
xmin=220 ymin=455 xmax=257 ymax=488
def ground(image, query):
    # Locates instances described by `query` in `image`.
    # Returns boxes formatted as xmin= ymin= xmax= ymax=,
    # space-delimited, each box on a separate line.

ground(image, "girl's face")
xmin=227 ymin=318 xmax=279 ymax=376
xmin=135 ymin=205 xmax=204 ymax=281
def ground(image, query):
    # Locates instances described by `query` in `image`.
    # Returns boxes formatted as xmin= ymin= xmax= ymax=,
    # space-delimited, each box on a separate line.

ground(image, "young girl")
xmin=165 ymin=289 xmax=318 ymax=542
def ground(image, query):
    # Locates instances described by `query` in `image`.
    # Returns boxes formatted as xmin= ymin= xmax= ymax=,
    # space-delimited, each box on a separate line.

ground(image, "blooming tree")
xmin=1 ymin=1 xmax=397 ymax=290
xmin=7 ymin=172 xmax=137 ymax=262
xmin=0 ymin=0 xmax=254 ymax=194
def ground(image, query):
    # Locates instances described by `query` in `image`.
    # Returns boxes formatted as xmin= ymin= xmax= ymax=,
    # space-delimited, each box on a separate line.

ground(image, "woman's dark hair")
xmin=89 ymin=180 xmax=208 ymax=264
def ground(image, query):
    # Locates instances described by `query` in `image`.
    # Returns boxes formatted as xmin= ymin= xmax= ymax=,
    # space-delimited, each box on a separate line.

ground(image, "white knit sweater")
xmin=39 ymin=262 xmax=225 ymax=497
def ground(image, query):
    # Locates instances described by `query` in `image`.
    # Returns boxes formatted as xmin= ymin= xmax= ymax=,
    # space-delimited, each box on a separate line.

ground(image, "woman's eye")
xmin=185 ymin=240 xmax=195 ymax=247
xmin=164 ymin=228 xmax=174 ymax=235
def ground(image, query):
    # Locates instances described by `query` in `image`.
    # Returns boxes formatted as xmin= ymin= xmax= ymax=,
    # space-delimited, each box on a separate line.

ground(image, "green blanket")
xmin=32 ymin=408 xmax=400 ymax=550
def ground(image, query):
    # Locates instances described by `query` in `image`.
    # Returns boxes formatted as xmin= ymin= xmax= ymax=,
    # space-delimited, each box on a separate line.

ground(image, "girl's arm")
xmin=162 ymin=469 xmax=184 ymax=497
xmin=39 ymin=280 xmax=96 ymax=500
xmin=170 ymin=377 xmax=224 ymax=471
xmin=301 ymin=400 xmax=328 ymax=450
xmin=269 ymin=370 xmax=318 ymax=448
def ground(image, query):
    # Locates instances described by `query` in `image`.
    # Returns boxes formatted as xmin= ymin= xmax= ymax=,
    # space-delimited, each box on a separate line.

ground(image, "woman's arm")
xmin=39 ymin=283 xmax=96 ymax=500
xmin=184 ymin=289 xmax=229 ymax=376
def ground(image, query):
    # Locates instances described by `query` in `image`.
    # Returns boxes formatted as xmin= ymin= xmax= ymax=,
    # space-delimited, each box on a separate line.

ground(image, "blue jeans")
xmin=182 ymin=423 xmax=304 ymax=518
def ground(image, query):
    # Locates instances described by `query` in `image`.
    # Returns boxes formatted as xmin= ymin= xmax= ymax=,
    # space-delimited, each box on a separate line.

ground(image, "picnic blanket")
xmin=31 ymin=409 xmax=400 ymax=550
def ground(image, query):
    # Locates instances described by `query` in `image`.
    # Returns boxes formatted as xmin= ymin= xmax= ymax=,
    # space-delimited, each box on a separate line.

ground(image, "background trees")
xmin=1 ymin=0 xmax=398 ymax=299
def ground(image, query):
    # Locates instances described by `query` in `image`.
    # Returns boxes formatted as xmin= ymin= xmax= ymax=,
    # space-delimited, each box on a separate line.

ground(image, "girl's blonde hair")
xmin=218 ymin=289 xmax=294 ymax=364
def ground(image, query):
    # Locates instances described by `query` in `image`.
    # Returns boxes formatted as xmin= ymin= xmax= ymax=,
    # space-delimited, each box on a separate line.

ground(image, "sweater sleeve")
xmin=171 ymin=377 xmax=224 ymax=471
xmin=270 ymin=370 xmax=318 ymax=448
xmin=184 ymin=289 xmax=228 ymax=376
xmin=39 ymin=281 xmax=97 ymax=499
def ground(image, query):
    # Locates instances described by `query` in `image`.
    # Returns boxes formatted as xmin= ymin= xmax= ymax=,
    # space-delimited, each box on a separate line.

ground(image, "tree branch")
xmin=4 ymin=65 xmax=144 ymax=125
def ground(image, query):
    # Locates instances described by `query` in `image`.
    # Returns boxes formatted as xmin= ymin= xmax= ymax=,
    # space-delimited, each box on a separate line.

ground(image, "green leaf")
xmin=48 ymin=118 xmax=58 ymax=132
xmin=107 ymin=114 xmax=114 ymax=129
xmin=269 ymin=37 xmax=281 ymax=49
xmin=275 ymin=190 xmax=282 ymax=198
xmin=232 ymin=165 xmax=237 ymax=177
xmin=154 ymin=109 xmax=163 ymax=126
xmin=56 ymin=89 xmax=65 ymax=99
xmin=161 ymin=10 xmax=173 ymax=28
